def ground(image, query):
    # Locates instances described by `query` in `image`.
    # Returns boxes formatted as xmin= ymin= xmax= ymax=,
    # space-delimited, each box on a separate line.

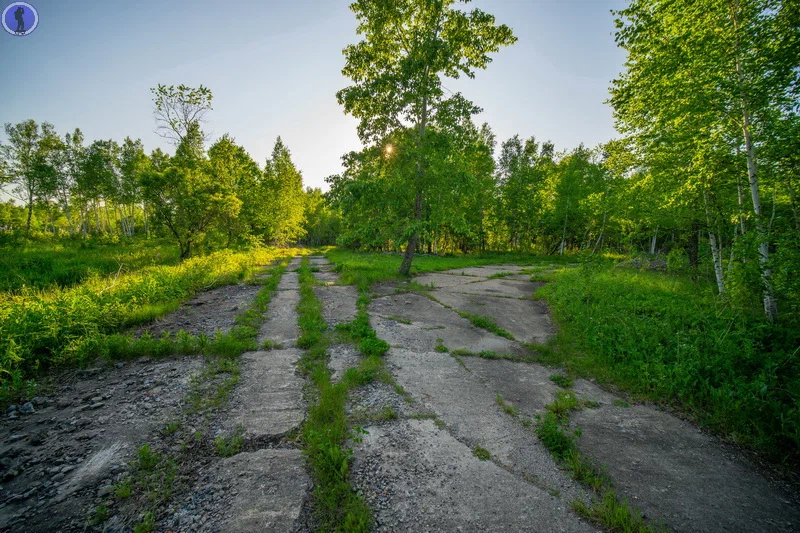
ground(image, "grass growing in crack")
xmin=297 ymin=257 xmax=372 ymax=531
xmin=458 ymin=312 xmax=515 ymax=339
xmin=450 ymin=348 xmax=532 ymax=362
xmin=214 ymin=428 xmax=244 ymax=457
xmin=113 ymin=443 xmax=178 ymax=529
xmin=387 ymin=315 xmax=412 ymax=325
xmin=550 ymin=374 xmax=573 ymax=388
xmin=573 ymin=491 xmax=665 ymax=533
xmin=496 ymin=393 xmax=520 ymax=417
xmin=435 ymin=338 xmax=449 ymax=353
xmin=473 ymin=446 xmax=492 ymax=461
xmin=262 ymin=339 xmax=282 ymax=350
xmin=546 ymin=390 xmax=581 ymax=418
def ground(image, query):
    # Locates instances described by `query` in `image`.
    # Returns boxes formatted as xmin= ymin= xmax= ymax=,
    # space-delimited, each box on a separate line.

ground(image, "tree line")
xmin=330 ymin=0 xmax=798 ymax=324
xmin=0 ymin=85 xmax=331 ymax=256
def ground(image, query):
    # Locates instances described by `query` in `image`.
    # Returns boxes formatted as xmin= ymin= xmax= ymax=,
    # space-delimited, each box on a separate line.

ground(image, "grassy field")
xmin=0 ymin=243 xmax=298 ymax=400
xmin=0 ymin=238 xmax=180 ymax=292
xmin=326 ymin=249 xmax=800 ymax=463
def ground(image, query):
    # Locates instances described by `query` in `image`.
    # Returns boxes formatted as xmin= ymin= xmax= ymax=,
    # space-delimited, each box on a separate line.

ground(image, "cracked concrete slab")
xmin=432 ymin=290 xmax=555 ymax=344
xmin=384 ymin=348 xmax=584 ymax=501
xmin=314 ymin=285 xmax=359 ymax=326
xmin=276 ymin=270 xmax=300 ymax=291
xmin=258 ymin=276 xmax=300 ymax=346
xmin=371 ymin=294 xmax=525 ymax=355
xmin=572 ymin=404 xmax=800 ymax=532
xmin=213 ymin=449 xmax=309 ymax=532
xmin=438 ymin=277 xmax=543 ymax=299
xmin=351 ymin=419 xmax=596 ymax=532
xmin=226 ymin=349 xmax=305 ymax=441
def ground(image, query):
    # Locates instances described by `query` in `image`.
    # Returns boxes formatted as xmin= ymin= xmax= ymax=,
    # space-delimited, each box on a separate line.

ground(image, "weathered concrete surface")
xmin=433 ymin=290 xmax=555 ymax=344
xmin=258 ymin=271 xmax=300 ymax=346
xmin=214 ymin=449 xmax=309 ymax=532
xmin=572 ymin=404 xmax=800 ymax=532
xmin=371 ymin=293 xmax=526 ymax=355
xmin=382 ymin=348 xmax=583 ymax=500
xmin=313 ymin=285 xmax=359 ymax=326
xmin=363 ymin=265 xmax=800 ymax=532
xmin=351 ymin=419 xmax=596 ymax=532
xmin=459 ymin=356 xmax=562 ymax=416
xmin=226 ymin=349 xmax=305 ymax=441
xmin=328 ymin=343 xmax=361 ymax=382
xmin=438 ymin=277 xmax=543 ymax=299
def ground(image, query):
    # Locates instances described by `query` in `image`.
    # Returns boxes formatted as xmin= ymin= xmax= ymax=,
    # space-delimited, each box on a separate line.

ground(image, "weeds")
xmin=550 ymin=374 xmax=573 ymax=388
xmin=473 ymin=446 xmax=492 ymax=461
xmin=297 ymin=257 xmax=372 ymax=531
xmin=214 ymin=429 xmax=244 ymax=457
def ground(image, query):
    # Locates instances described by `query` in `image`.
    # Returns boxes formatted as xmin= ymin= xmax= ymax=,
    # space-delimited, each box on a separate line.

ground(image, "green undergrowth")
xmin=0 ymin=247 xmax=297 ymax=402
xmin=537 ymin=261 xmax=800 ymax=462
xmin=0 ymin=238 xmax=180 ymax=292
xmin=296 ymin=257 xmax=372 ymax=531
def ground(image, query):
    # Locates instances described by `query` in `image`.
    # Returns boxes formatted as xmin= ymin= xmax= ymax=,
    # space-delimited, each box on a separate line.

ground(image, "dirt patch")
xmin=0 ymin=357 xmax=201 ymax=532
xmin=136 ymin=283 xmax=262 ymax=338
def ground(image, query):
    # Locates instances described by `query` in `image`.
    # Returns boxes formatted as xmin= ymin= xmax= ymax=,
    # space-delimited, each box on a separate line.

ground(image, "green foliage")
xmin=0 ymin=247 xmax=295 ymax=399
xmin=0 ymin=239 xmax=179 ymax=292
xmin=296 ymin=257 xmax=373 ymax=530
xmin=550 ymin=374 xmax=573 ymax=389
xmin=540 ymin=263 xmax=800 ymax=460
xmin=535 ymin=412 xmax=579 ymax=461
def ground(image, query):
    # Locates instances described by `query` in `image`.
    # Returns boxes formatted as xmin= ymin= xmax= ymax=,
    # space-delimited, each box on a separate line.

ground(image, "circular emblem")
xmin=2 ymin=2 xmax=38 ymax=36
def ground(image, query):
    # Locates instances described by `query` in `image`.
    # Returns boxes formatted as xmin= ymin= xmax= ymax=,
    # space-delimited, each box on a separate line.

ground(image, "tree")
xmin=260 ymin=137 xmax=306 ymax=245
xmin=0 ymin=120 xmax=59 ymax=231
xmin=337 ymin=0 xmax=516 ymax=275
xmin=207 ymin=135 xmax=262 ymax=246
xmin=610 ymin=0 xmax=799 ymax=321
xmin=141 ymin=124 xmax=240 ymax=258
xmin=151 ymin=84 xmax=213 ymax=144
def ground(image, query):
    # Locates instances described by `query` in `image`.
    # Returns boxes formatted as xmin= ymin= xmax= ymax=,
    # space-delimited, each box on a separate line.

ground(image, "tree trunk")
xmin=592 ymin=211 xmax=607 ymax=255
xmin=399 ymin=191 xmax=422 ymax=276
xmin=731 ymin=1 xmax=777 ymax=321
xmin=559 ymin=200 xmax=569 ymax=255
xmin=650 ymin=226 xmax=658 ymax=255
xmin=399 ymin=83 xmax=429 ymax=277
xmin=689 ymin=220 xmax=699 ymax=268
xmin=704 ymin=188 xmax=725 ymax=294
xmin=26 ymin=201 xmax=33 ymax=231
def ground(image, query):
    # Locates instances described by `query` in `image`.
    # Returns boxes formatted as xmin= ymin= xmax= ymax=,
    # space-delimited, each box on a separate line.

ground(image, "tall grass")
xmin=0 ymin=238 xmax=179 ymax=291
xmin=0 ymin=247 xmax=297 ymax=393
xmin=538 ymin=262 xmax=800 ymax=461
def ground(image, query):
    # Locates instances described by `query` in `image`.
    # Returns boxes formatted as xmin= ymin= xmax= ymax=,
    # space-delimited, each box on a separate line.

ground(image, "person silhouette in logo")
xmin=14 ymin=6 xmax=25 ymax=33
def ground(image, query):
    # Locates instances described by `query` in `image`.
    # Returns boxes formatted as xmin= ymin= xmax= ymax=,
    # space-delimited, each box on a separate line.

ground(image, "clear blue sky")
xmin=0 ymin=0 xmax=627 ymax=192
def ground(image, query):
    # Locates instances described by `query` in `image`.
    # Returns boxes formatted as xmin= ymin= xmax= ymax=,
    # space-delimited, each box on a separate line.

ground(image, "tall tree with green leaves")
xmin=337 ymin=0 xmax=516 ymax=275
xmin=261 ymin=137 xmax=306 ymax=245
xmin=0 ymin=120 xmax=59 ymax=231
xmin=141 ymin=124 xmax=240 ymax=258
xmin=610 ymin=0 xmax=799 ymax=321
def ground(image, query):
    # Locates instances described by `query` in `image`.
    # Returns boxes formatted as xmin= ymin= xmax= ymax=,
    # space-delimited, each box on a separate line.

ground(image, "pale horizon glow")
xmin=0 ymin=0 xmax=627 ymax=200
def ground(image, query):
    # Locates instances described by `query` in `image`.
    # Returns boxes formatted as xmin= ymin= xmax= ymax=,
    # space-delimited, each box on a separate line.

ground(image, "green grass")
xmin=550 ymin=374 xmax=573 ymax=388
xmin=0 ymin=238 xmax=179 ymax=292
xmin=296 ymin=257 xmax=372 ymax=531
xmin=573 ymin=491 xmax=665 ymax=533
xmin=457 ymin=312 xmax=515 ymax=340
xmin=537 ymin=261 xmax=800 ymax=461
xmin=0 ymin=247 xmax=297 ymax=402
xmin=326 ymin=248 xmax=572 ymax=291
xmin=473 ymin=446 xmax=492 ymax=461
xmin=214 ymin=428 xmax=244 ymax=457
